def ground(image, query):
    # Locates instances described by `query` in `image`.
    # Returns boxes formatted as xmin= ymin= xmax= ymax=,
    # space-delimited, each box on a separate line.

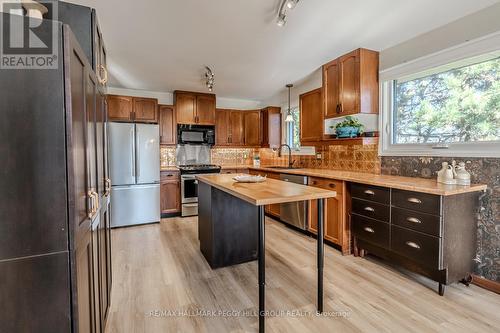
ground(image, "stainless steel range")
xmin=179 ymin=164 xmax=221 ymax=217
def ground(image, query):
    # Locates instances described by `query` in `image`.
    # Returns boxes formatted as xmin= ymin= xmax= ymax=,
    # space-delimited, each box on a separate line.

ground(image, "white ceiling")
xmin=66 ymin=0 xmax=497 ymax=102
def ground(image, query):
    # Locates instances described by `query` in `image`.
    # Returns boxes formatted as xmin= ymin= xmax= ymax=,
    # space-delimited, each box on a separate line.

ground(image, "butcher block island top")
xmin=249 ymin=167 xmax=487 ymax=196
xmin=196 ymin=173 xmax=337 ymax=206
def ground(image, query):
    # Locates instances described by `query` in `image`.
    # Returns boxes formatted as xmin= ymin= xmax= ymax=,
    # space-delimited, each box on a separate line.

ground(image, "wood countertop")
xmin=249 ymin=167 xmax=487 ymax=196
xmin=196 ymin=174 xmax=336 ymax=206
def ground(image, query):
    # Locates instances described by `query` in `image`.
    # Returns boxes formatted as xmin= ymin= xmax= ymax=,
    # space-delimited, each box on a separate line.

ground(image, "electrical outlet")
xmin=316 ymin=153 xmax=322 ymax=160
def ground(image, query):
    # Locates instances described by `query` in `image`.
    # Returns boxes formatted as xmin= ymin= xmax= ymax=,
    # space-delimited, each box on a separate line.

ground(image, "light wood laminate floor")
xmin=105 ymin=217 xmax=500 ymax=333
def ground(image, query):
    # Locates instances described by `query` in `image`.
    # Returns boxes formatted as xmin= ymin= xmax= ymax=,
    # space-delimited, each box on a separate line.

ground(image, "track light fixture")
xmin=277 ymin=0 xmax=299 ymax=27
xmin=205 ymin=66 xmax=215 ymax=92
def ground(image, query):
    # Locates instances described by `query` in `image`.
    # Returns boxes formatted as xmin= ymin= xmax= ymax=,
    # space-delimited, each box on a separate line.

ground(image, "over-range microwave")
xmin=177 ymin=124 xmax=215 ymax=145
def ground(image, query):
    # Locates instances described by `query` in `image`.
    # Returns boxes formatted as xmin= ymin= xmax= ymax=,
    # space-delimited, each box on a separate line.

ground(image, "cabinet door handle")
xmin=407 ymin=197 xmax=422 ymax=204
xmin=407 ymin=217 xmax=422 ymax=224
xmin=363 ymin=227 xmax=375 ymax=233
xmin=336 ymin=104 xmax=340 ymax=114
xmin=364 ymin=206 xmax=375 ymax=212
xmin=405 ymin=241 xmax=421 ymax=249
xmin=364 ymin=190 xmax=375 ymax=196
xmin=328 ymin=183 xmax=336 ymax=188
xmin=87 ymin=190 xmax=94 ymax=218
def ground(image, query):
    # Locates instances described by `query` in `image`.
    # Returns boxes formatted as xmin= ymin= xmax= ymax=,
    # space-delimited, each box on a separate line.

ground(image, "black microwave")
xmin=177 ymin=125 xmax=215 ymax=145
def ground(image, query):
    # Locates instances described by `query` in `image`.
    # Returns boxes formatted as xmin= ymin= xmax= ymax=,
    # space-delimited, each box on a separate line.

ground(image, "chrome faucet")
xmin=278 ymin=144 xmax=295 ymax=168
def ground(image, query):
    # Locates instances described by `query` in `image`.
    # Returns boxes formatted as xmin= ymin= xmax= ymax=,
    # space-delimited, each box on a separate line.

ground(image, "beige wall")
xmin=380 ymin=3 xmax=500 ymax=70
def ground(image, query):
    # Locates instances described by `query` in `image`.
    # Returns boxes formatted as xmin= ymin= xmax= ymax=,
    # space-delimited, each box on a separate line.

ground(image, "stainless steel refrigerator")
xmin=109 ymin=123 xmax=160 ymax=227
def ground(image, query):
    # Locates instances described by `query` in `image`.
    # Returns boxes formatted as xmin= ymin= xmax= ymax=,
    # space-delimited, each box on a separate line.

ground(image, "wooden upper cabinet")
xmin=323 ymin=60 xmax=340 ymax=118
xmin=159 ymin=105 xmax=176 ymax=145
xmin=133 ymin=97 xmax=158 ymax=123
xmin=243 ymin=111 xmax=261 ymax=146
xmin=215 ymin=109 xmax=230 ymax=146
xmin=261 ymin=107 xmax=281 ymax=149
xmin=107 ymin=95 xmax=158 ymax=123
xmin=174 ymin=91 xmax=216 ymax=125
xmin=230 ymin=111 xmax=244 ymax=145
xmin=196 ymin=95 xmax=216 ymax=125
xmin=175 ymin=92 xmax=196 ymax=124
xmin=300 ymin=88 xmax=323 ymax=143
xmin=323 ymin=48 xmax=379 ymax=118
xmin=107 ymin=95 xmax=133 ymax=121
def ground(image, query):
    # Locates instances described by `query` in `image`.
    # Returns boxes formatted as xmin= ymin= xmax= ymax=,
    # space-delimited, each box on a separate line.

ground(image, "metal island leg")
xmin=258 ymin=206 xmax=265 ymax=332
xmin=317 ymin=198 xmax=324 ymax=313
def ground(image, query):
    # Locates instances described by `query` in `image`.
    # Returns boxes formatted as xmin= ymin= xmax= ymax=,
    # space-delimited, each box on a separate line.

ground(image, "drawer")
xmin=352 ymin=214 xmax=389 ymax=249
xmin=161 ymin=170 xmax=179 ymax=181
xmin=351 ymin=183 xmax=390 ymax=204
xmin=392 ymin=189 xmax=441 ymax=215
xmin=309 ymin=177 xmax=343 ymax=194
xmin=352 ymin=198 xmax=390 ymax=222
xmin=392 ymin=207 xmax=442 ymax=237
xmin=391 ymin=225 xmax=441 ymax=269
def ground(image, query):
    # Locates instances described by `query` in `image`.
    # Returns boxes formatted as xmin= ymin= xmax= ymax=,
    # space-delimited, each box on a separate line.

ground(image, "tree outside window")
xmin=286 ymin=107 xmax=300 ymax=148
xmin=394 ymin=57 xmax=500 ymax=144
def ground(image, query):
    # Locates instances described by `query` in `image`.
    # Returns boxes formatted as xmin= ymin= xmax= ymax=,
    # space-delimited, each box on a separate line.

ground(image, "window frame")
xmin=379 ymin=31 xmax=500 ymax=158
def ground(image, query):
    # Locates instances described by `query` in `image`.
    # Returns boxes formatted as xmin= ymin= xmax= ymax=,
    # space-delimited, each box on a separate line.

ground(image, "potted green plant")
xmin=331 ymin=116 xmax=364 ymax=138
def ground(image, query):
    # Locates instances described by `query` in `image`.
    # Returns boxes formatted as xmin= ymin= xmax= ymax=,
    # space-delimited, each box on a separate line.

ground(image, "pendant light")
xmin=285 ymin=84 xmax=294 ymax=122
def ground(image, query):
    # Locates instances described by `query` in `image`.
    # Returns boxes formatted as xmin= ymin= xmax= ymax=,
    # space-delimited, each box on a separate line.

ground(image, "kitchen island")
xmin=196 ymin=174 xmax=336 ymax=333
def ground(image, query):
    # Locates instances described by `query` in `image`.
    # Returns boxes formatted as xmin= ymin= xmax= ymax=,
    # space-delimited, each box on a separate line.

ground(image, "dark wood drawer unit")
xmin=351 ymin=183 xmax=390 ymax=204
xmin=352 ymin=214 xmax=389 ymax=249
xmin=392 ymin=207 xmax=442 ymax=237
xmin=351 ymin=183 xmax=480 ymax=296
xmin=391 ymin=226 xmax=441 ymax=268
xmin=392 ymin=189 xmax=441 ymax=215
xmin=352 ymin=198 xmax=390 ymax=222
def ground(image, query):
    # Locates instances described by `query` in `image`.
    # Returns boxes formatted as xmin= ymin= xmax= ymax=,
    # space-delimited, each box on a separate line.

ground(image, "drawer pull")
xmin=364 ymin=207 xmax=375 ymax=212
xmin=364 ymin=190 xmax=375 ymax=196
xmin=407 ymin=217 xmax=422 ymax=224
xmin=405 ymin=241 xmax=421 ymax=249
xmin=363 ymin=227 xmax=375 ymax=233
xmin=329 ymin=183 xmax=336 ymax=188
xmin=407 ymin=197 xmax=422 ymax=204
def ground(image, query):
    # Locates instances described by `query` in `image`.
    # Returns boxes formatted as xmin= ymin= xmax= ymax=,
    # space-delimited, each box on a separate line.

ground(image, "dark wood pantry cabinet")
xmin=0 ymin=11 xmax=111 ymax=333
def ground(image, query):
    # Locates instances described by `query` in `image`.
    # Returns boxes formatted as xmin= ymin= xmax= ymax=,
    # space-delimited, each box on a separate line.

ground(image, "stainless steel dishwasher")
xmin=279 ymin=173 xmax=308 ymax=230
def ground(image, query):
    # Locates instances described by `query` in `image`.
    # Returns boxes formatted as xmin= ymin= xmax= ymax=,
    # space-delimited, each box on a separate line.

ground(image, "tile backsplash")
xmin=160 ymin=146 xmax=255 ymax=168
xmin=161 ymin=144 xmax=380 ymax=173
xmin=259 ymin=144 xmax=381 ymax=174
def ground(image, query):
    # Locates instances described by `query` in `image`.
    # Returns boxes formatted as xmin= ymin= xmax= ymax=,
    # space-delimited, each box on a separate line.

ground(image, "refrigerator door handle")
xmin=130 ymin=127 xmax=135 ymax=178
xmin=136 ymin=126 xmax=140 ymax=178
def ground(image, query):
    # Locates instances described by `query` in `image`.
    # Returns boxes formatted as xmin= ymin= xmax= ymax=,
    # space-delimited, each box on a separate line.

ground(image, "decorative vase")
xmin=336 ymin=126 xmax=360 ymax=138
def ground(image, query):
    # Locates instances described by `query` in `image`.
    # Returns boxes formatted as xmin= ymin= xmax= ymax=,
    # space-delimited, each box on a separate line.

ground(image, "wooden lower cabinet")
xmin=161 ymin=171 xmax=180 ymax=215
xmin=308 ymin=177 xmax=349 ymax=254
xmin=250 ymin=170 xmax=280 ymax=218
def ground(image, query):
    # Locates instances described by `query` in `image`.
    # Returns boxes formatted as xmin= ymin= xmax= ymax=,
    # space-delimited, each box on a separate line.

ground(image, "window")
xmin=285 ymin=107 xmax=300 ymax=149
xmin=393 ymin=57 xmax=500 ymax=144
xmin=380 ymin=33 xmax=500 ymax=157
